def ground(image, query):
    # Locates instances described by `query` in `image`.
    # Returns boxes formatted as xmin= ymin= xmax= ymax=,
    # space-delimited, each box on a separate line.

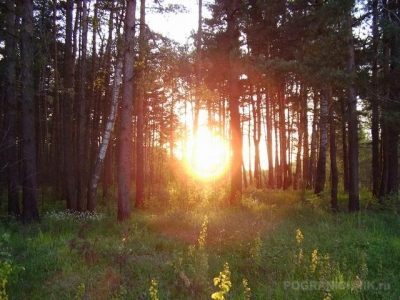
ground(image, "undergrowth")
xmin=0 ymin=185 xmax=399 ymax=299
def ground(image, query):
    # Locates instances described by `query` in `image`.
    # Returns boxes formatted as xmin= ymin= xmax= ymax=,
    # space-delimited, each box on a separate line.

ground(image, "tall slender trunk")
xmin=52 ymin=0 xmax=62 ymax=198
xmin=88 ymin=59 xmax=122 ymax=211
xmin=347 ymin=6 xmax=360 ymax=212
xmin=278 ymin=83 xmax=288 ymax=190
xmin=340 ymin=99 xmax=349 ymax=193
xmin=266 ymin=88 xmax=274 ymax=188
xmin=101 ymin=2 xmax=115 ymax=202
xmin=135 ymin=0 xmax=146 ymax=208
xmin=294 ymin=109 xmax=302 ymax=191
xmin=274 ymin=104 xmax=281 ymax=189
xmin=314 ymin=88 xmax=328 ymax=195
xmin=385 ymin=0 xmax=399 ymax=197
xmin=63 ymin=0 xmax=77 ymax=210
xmin=193 ymin=0 xmax=203 ymax=135
xmin=77 ymin=0 xmax=88 ymax=211
xmin=86 ymin=0 xmax=98 ymax=196
xmin=328 ymin=87 xmax=339 ymax=210
xmin=301 ymin=83 xmax=309 ymax=189
xmin=21 ymin=0 xmax=39 ymax=222
xmin=118 ymin=0 xmax=136 ymax=221
xmin=227 ymin=0 xmax=242 ymax=203
xmin=371 ymin=0 xmax=380 ymax=197
xmin=253 ymin=86 xmax=262 ymax=188
xmin=5 ymin=0 xmax=20 ymax=216
xmin=379 ymin=0 xmax=390 ymax=199
xmin=309 ymin=92 xmax=318 ymax=188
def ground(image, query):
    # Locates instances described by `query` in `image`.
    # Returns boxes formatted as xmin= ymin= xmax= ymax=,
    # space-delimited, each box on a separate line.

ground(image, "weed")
xmin=242 ymin=278 xmax=251 ymax=300
xmin=74 ymin=282 xmax=85 ymax=300
xmin=149 ymin=279 xmax=159 ymax=300
xmin=0 ymin=233 xmax=23 ymax=300
xmin=211 ymin=262 xmax=232 ymax=300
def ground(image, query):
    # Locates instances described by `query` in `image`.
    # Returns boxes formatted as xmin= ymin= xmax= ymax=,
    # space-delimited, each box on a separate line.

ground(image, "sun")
xmin=185 ymin=128 xmax=230 ymax=180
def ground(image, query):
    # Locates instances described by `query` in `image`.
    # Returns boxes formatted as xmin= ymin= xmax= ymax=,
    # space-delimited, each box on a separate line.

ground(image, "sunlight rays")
xmin=185 ymin=127 xmax=229 ymax=180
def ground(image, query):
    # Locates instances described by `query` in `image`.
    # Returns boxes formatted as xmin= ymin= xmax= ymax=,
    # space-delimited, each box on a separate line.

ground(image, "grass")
xmin=1 ymin=187 xmax=400 ymax=299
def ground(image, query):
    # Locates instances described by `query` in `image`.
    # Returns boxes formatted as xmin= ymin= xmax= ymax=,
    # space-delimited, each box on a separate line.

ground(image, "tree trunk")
xmin=193 ymin=0 xmax=203 ymax=136
xmin=371 ymin=0 xmax=380 ymax=197
xmin=274 ymin=105 xmax=281 ymax=189
xmin=379 ymin=0 xmax=390 ymax=199
xmin=294 ymin=109 xmax=302 ymax=191
xmin=21 ymin=0 xmax=39 ymax=222
xmin=135 ymin=0 xmax=146 ymax=208
xmin=328 ymin=87 xmax=339 ymax=211
xmin=63 ymin=0 xmax=77 ymax=210
xmin=301 ymin=83 xmax=309 ymax=189
xmin=253 ymin=86 xmax=262 ymax=188
xmin=278 ymin=83 xmax=288 ymax=190
xmin=227 ymin=0 xmax=242 ymax=204
xmin=88 ymin=59 xmax=122 ymax=211
xmin=309 ymin=92 xmax=318 ymax=189
xmin=314 ymin=89 xmax=328 ymax=195
xmin=77 ymin=0 xmax=88 ymax=211
xmin=347 ymin=6 xmax=360 ymax=212
xmin=340 ymin=98 xmax=349 ymax=193
xmin=118 ymin=0 xmax=136 ymax=221
xmin=5 ymin=0 xmax=20 ymax=216
xmin=266 ymin=88 xmax=274 ymax=188
xmin=385 ymin=0 xmax=399 ymax=197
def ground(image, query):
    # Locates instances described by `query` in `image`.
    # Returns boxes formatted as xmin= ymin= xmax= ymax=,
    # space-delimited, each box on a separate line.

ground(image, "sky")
xmin=146 ymin=0 xmax=208 ymax=45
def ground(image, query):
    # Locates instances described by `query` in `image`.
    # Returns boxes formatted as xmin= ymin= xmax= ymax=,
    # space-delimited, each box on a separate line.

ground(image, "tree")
xmin=63 ymin=0 xmax=77 ymax=210
xmin=4 ymin=0 xmax=20 ymax=216
xmin=329 ymin=87 xmax=339 ymax=211
xmin=21 ymin=0 xmax=39 ymax=222
xmin=118 ymin=0 xmax=136 ymax=221
xmin=77 ymin=0 xmax=88 ymax=211
xmin=135 ymin=0 xmax=146 ymax=209
xmin=347 ymin=1 xmax=360 ymax=212
xmin=314 ymin=89 xmax=328 ymax=195
xmin=226 ymin=0 xmax=243 ymax=204
xmin=370 ymin=0 xmax=380 ymax=197
xmin=88 ymin=58 xmax=122 ymax=211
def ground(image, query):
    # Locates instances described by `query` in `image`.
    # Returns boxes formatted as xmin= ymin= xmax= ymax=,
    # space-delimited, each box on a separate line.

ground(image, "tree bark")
xmin=340 ymin=98 xmax=349 ymax=193
xmin=118 ymin=0 xmax=136 ymax=221
xmin=63 ymin=0 xmax=77 ymax=210
xmin=266 ymin=88 xmax=274 ymax=188
xmin=371 ymin=0 xmax=380 ymax=197
xmin=253 ymin=86 xmax=262 ymax=188
xmin=314 ymin=89 xmax=328 ymax=195
xmin=309 ymin=92 xmax=318 ymax=189
xmin=301 ymin=83 xmax=309 ymax=189
xmin=385 ymin=0 xmax=399 ymax=197
xmin=328 ymin=87 xmax=339 ymax=211
xmin=347 ymin=6 xmax=360 ymax=212
xmin=77 ymin=0 xmax=88 ymax=211
xmin=227 ymin=0 xmax=242 ymax=203
xmin=278 ymin=83 xmax=288 ymax=190
xmin=4 ymin=0 xmax=20 ymax=216
xmin=135 ymin=0 xmax=146 ymax=209
xmin=88 ymin=59 xmax=122 ymax=211
xmin=21 ymin=0 xmax=39 ymax=222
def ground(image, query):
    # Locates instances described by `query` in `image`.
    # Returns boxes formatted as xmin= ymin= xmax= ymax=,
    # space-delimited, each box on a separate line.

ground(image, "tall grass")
xmin=1 ymin=185 xmax=399 ymax=299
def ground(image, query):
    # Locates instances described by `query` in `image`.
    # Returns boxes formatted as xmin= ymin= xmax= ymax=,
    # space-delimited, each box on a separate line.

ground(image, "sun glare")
xmin=185 ymin=128 xmax=229 ymax=180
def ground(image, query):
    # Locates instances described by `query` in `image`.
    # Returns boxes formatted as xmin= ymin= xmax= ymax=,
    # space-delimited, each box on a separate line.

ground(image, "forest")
xmin=0 ymin=0 xmax=399 ymax=299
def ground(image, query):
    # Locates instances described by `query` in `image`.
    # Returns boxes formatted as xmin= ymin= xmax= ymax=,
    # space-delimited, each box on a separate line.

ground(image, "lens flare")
xmin=185 ymin=128 xmax=229 ymax=180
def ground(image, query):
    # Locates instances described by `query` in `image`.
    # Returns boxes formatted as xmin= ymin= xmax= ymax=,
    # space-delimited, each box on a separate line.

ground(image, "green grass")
xmin=1 ymin=188 xmax=400 ymax=299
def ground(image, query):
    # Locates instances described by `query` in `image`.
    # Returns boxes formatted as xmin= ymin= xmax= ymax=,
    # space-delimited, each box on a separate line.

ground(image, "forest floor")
xmin=1 ymin=187 xmax=400 ymax=299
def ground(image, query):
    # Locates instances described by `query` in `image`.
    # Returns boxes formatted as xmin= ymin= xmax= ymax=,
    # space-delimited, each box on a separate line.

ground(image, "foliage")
xmin=0 ymin=233 xmax=23 ymax=300
xmin=2 ymin=189 xmax=400 ymax=299
xmin=211 ymin=262 xmax=232 ymax=300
